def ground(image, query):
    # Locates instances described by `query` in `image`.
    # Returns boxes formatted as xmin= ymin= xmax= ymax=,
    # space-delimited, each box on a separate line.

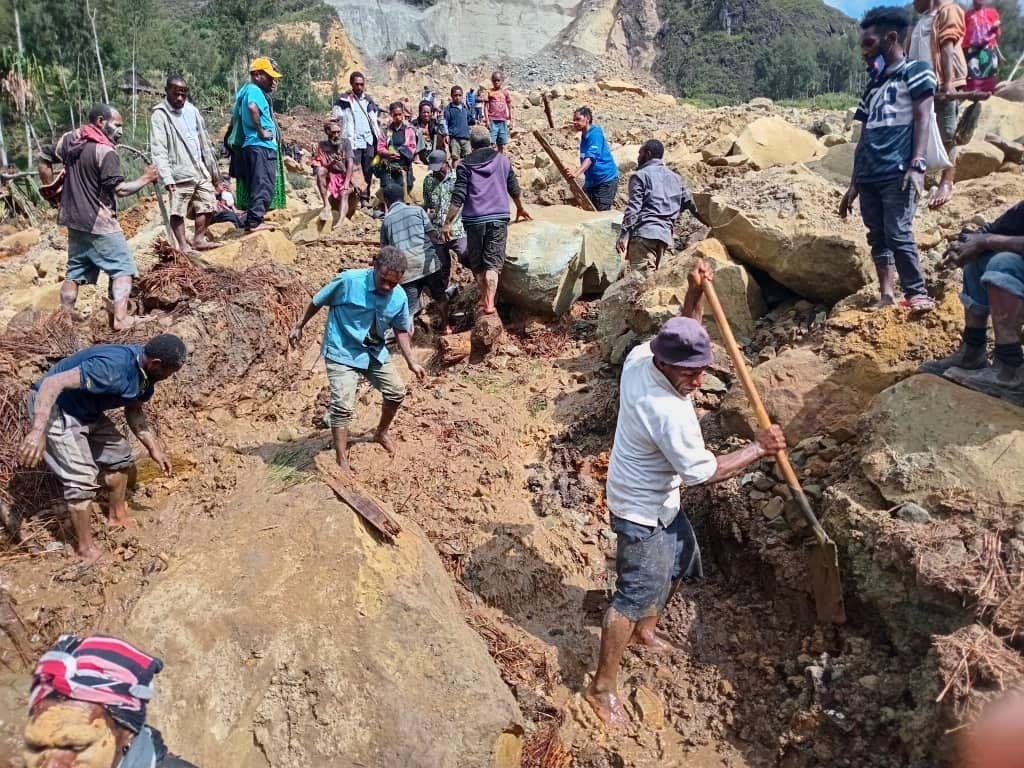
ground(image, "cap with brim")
xmin=650 ymin=317 xmax=714 ymax=368
xmin=250 ymin=57 xmax=283 ymax=78
xmin=427 ymin=150 xmax=448 ymax=171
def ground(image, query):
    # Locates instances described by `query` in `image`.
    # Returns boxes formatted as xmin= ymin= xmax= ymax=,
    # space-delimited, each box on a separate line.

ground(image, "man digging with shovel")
xmin=585 ymin=261 xmax=789 ymax=729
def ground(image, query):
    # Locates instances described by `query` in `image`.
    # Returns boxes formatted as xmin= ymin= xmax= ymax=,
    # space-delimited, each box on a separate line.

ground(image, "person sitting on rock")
xmin=312 ymin=118 xmax=354 ymax=229
xmin=20 ymin=634 xmax=198 ymax=768
xmin=380 ymin=182 xmax=448 ymax=331
xmin=839 ymin=6 xmax=936 ymax=312
xmin=289 ymin=247 xmax=425 ymax=472
xmin=919 ymin=202 xmax=1024 ymax=405
xmin=585 ymin=261 xmax=788 ymax=729
xmin=616 ymin=139 xmax=696 ymax=272
xmin=444 ymin=125 xmax=530 ymax=316
xmin=18 ymin=335 xmax=186 ymax=563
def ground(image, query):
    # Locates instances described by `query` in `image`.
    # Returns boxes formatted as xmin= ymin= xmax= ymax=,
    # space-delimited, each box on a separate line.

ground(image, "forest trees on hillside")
xmin=0 ymin=0 xmax=342 ymax=166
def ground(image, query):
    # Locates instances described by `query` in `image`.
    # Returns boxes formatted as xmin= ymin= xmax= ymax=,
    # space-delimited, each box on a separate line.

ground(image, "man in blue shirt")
xmin=839 ymin=7 xmax=936 ymax=312
xmin=234 ymin=57 xmax=282 ymax=232
xmin=289 ymin=247 xmax=426 ymax=472
xmin=566 ymin=107 xmax=619 ymax=211
xmin=18 ymin=335 xmax=187 ymax=563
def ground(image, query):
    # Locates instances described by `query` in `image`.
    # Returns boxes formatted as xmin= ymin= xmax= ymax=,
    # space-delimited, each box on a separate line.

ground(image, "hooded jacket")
xmin=451 ymin=148 xmax=520 ymax=223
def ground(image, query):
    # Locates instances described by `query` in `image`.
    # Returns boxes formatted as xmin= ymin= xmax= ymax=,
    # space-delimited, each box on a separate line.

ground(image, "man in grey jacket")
xmin=616 ymin=139 xmax=697 ymax=272
xmin=150 ymin=74 xmax=220 ymax=254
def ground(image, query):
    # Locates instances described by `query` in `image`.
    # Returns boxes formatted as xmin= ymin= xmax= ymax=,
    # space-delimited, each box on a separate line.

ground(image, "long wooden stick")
xmin=541 ymin=93 xmax=554 ymax=129
xmin=532 ymin=129 xmax=596 ymax=211
xmin=702 ymin=281 xmax=830 ymax=546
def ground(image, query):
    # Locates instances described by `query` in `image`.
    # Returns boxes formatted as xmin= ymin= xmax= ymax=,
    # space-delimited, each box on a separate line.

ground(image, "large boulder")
xmin=808 ymin=142 xmax=856 ymax=185
xmin=203 ymin=229 xmax=297 ymax=268
xmin=718 ymin=348 xmax=879 ymax=443
xmin=860 ymin=374 xmax=1024 ymax=511
xmin=956 ymin=140 xmax=1005 ymax=180
xmin=500 ymin=206 xmax=622 ymax=315
xmin=694 ymin=168 xmax=873 ymax=304
xmin=597 ymin=79 xmax=647 ymax=95
xmin=732 ymin=117 xmax=825 ymax=170
xmin=0 ymin=227 xmax=41 ymax=256
xmin=612 ymin=145 xmax=642 ymax=175
xmin=596 ymin=238 xmax=764 ymax=361
xmin=121 ymin=480 xmax=522 ymax=768
xmin=970 ymin=96 xmax=1024 ymax=143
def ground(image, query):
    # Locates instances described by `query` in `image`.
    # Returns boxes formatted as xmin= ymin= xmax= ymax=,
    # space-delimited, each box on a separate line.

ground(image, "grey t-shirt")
xmin=380 ymin=202 xmax=438 ymax=283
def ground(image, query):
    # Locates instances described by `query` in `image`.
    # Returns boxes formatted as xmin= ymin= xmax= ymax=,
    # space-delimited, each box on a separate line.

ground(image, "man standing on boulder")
xmin=150 ymin=74 xmax=220 ymax=255
xmin=444 ymin=125 xmax=530 ymax=316
xmin=839 ymin=6 xmax=936 ymax=312
xmin=289 ymin=247 xmax=425 ymax=472
xmin=484 ymin=72 xmax=513 ymax=153
xmin=17 ymin=335 xmax=187 ymax=563
xmin=333 ymin=72 xmax=380 ymax=207
xmin=616 ymin=139 xmax=696 ymax=272
xmin=919 ymin=202 xmax=1024 ymax=404
xmin=232 ymin=57 xmax=282 ymax=232
xmin=585 ymin=263 xmax=787 ymax=728
xmin=37 ymin=105 xmax=159 ymax=331
xmin=566 ymin=107 xmax=619 ymax=211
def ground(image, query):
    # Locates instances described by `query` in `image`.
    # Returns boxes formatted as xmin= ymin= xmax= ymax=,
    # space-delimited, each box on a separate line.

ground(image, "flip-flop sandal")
xmin=900 ymin=297 xmax=936 ymax=312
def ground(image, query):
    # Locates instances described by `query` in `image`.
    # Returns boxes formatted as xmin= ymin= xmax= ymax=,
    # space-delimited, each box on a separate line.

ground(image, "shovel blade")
xmin=809 ymin=541 xmax=846 ymax=624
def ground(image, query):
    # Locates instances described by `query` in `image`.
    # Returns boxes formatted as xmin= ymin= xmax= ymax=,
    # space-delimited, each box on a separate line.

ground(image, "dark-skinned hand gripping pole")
xmin=702 ymin=280 xmax=846 ymax=624
xmin=532 ymin=129 xmax=596 ymax=211
xmin=118 ymin=144 xmax=175 ymax=248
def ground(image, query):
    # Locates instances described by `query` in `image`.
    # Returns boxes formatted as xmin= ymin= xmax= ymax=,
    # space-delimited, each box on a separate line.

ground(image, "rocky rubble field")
xmin=0 ymin=84 xmax=1022 ymax=768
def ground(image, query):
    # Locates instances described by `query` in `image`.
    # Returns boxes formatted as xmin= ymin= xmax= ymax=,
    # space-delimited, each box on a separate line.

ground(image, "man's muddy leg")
xmin=103 ymin=467 xmax=134 ymax=528
xmin=374 ymin=400 xmax=401 ymax=455
xmin=316 ymin=168 xmax=331 ymax=221
xmin=110 ymin=275 xmax=135 ymax=331
xmin=192 ymin=212 xmax=216 ymax=250
xmin=67 ymin=500 xmax=102 ymax=564
xmin=169 ymin=213 xmax=189 ymax=252
xmin=59 ymin=280 xmax=79 ymax=311
xmin=479 ymin=269 xmax=499 ymax=315
xmin=331 ymin=426 xmax=352 ymax=473
xmin=585 ymin=607 xmax=634 ymax=728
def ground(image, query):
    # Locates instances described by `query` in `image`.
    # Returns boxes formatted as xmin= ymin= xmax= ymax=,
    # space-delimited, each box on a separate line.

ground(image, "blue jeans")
xmin=857 ymin=176 xmax=927 ymax=299
xmin=609 ymin=512 xmax=702 ymax=622
xmin=961 ymin=251 xmax=1024 ymax=317
xmin=66 ymin=230 xmax=137 ymax=285
xmin=489 ymin=120 xmax=509 ymax=146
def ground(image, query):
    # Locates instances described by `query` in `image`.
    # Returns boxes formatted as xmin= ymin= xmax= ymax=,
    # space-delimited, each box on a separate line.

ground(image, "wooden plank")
xmin=532 ymin=129 xmax=597 ymax=212
xmin=315 ymin=454 xmax=402 ymax=542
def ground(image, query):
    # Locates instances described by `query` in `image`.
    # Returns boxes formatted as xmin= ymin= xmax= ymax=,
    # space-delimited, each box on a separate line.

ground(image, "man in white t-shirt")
xmin=585 ymin=262 xmax=788 ymax=729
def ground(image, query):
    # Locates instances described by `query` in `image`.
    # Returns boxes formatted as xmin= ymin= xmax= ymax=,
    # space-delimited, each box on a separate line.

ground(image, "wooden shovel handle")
xmin=701 ymin=281 xmax=803 ymax=497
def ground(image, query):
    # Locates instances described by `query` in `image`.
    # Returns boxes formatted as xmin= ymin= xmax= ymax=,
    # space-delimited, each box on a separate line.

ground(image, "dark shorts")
xmin=435 ymin=237 xmax=466 ymax=283
xmin=403 ymin=269 xmax=448 ymax=316
xmin=464 ymin=220 xmax=508 ymax=274
xmin=66 ymin=230 xmax=137 ymax=285
xmin=935 ymin=98 xmax=960 ymax=148
xmin=610 ymin=512 xmax=703 ymax=622
xmin=585 ymin=177 xmax=619 ymax=211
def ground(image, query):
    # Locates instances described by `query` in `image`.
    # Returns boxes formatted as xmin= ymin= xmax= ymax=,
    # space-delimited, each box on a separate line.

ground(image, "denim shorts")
xmin=489 ymin=121 xmax=509 ymax=146
xmin=961 ymin=251 xmax=1024 ymax=316
xmin=610 ymin=512 xmax=703 ymax=622
xmin=66 ymin=230 xmax=138 ymax=285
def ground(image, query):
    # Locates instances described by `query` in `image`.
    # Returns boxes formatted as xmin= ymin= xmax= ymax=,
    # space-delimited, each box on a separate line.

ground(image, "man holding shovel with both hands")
xmin=585 ymin=261 xmax=789 ymax=728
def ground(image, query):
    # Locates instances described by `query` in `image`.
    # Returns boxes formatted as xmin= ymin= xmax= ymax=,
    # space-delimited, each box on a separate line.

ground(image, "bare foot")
xmin=867 ymin=295 xmax=896 ymax=312
xmin=928 ymin=181 xmax=953 ymax=209
xmin=112 ymin=315 xmax=155 ymax=332
xmin=74 ymin=544 xmax=104 ymax=565
xmin=319 ymin=205 xmax=331 ymax=222
xmin=441 ymin=325 xmax=454 ymax=336
xmin=334 ymin=455 xmax=353 ymax=474
xmin=245 ymin=223 xmax=276 ymax=233
xmin=480 ymin=305 xmax=497 ymax=316
xmin=192 ymin=238 xmax=218 ymax=252
xmin=108 ymin=515 xmax=138 ymax=530
xmin=584 ymin=685 xmax=630 ymax=729
xmin=630 ymin=629 xmax=678 ymax=654
xmin=352 ymin=430 xmax=396 ymax=455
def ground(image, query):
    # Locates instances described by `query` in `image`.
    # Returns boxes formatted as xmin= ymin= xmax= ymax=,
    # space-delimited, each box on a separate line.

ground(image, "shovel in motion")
xmin=702 ymin=280 xmax=847 ymax=624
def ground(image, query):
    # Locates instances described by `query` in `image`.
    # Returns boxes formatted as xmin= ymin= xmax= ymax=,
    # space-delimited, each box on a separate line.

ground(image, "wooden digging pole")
xmin=532 ymin=129 xmax=596 ymax=212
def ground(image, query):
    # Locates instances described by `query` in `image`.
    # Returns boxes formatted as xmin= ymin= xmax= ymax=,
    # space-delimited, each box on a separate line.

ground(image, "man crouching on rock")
xmin=585 ymin=261 xmax=788 ymax=729
xmin=290 ymin=246 xmax=425 ymax=472
xmin=18 ymin=335 xmax=186 ymax=564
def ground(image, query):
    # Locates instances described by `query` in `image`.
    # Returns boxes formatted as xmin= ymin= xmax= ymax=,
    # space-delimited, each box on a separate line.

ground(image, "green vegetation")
xmin=0 ymin=0 xmax=346 ymax=166
xmin=656 ymin=0 xmax=863 ymax=102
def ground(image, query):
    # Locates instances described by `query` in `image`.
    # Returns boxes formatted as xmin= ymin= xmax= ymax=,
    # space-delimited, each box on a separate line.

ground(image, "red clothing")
xmin=486 ymin=88 xmax=511 ymax=122
xmin=964 ymin=6 xmax=1000 ymax=50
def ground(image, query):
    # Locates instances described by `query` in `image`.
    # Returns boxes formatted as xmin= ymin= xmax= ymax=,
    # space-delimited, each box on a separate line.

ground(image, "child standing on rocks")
xmin=485 ymin=72 xmax=513 ymax=153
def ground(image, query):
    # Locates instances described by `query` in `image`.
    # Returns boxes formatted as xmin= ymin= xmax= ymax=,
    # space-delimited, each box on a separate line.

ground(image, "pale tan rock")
xmin=597 ymin=79 xmax=647 ymax=95
xmin=203 ymin=229 xmax=297 ymax=268
xmin=733 ymin=117 xmax=825 ymax=170
xmin=0 ymin=227 xmax=41 ymax=255
xmin=970 ymin=96 xmax=1024 ymax=143
xmin=956 ymin=141 xmax=1005 ymax=181
xmin=701 ymin=133 xmax=738 ymax=161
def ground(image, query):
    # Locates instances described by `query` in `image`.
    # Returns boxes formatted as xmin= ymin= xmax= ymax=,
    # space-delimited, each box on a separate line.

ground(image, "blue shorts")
xmin=961 ymin=251 xmax=1024 ymax=317
xmin=610 ymin=512 xmax=703 ymax=622
xmin=66 ymin=230 xmax=137 ymax=285
xmin=489 ymin=121 xmax=509 ymax=147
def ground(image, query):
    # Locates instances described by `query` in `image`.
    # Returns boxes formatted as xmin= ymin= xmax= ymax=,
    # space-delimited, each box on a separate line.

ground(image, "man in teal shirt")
xmin=289 ymin=246 xmax=426 ymax=472
xmin=566 ymin=106 xmax=620 ymax=211
xmin=234 ymin=57 xmax=281 ymax=231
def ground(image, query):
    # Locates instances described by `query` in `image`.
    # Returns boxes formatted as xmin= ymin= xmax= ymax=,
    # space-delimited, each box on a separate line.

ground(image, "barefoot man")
xmin=289 ymin=247 xmax=426 ymax=471
xmin=585 ymin=263 xmax=788 ymax=728
xmin=18 ymin=335 xmax=186 ymax=563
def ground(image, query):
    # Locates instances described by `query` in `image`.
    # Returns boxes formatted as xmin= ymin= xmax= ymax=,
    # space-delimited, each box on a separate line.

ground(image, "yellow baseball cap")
xmin=250 ymin=57 xmax=283 ymax=78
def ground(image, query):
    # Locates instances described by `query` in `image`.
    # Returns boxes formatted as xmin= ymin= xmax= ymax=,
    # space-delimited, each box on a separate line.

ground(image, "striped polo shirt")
xmin=853 ymin=59 xmax=936 ymax=184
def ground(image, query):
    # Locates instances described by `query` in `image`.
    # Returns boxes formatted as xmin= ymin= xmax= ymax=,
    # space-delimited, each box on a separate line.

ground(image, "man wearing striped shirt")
xmin=840 ymin=6 xmax=936 ymax=312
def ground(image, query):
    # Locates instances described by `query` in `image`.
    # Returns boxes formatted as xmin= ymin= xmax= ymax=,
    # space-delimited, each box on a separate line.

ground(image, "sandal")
xmin=900 ymin=296 xmax=936 ymax=312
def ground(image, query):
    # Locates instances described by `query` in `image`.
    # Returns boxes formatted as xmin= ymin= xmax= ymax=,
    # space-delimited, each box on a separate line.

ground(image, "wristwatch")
xmin=910 ymin=157 xmax=927 ymax=173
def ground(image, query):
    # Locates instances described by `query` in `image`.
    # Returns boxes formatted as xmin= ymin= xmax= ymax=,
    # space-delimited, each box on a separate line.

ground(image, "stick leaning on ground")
xmin=702 ymin=280 xmax=846 ymax=624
